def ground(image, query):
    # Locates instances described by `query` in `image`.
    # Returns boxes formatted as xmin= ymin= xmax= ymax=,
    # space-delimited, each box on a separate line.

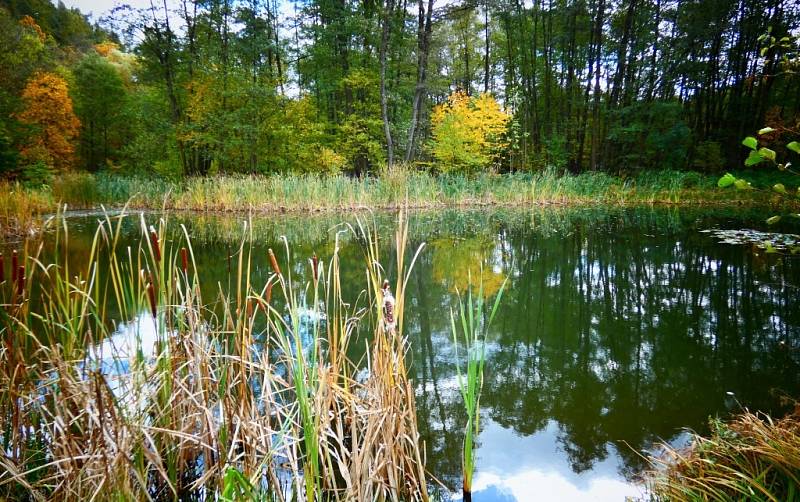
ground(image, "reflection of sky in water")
xmin=452 ymin=420 xmax=643 ymax=502
xmin=43 ymin=207 xmax=800 ymax=501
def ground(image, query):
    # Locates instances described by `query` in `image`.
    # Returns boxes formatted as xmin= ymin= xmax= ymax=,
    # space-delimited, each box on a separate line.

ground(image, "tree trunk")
xmin=380 ymin=0 xmax=395 ymax=167
xmin=404 ymin=0 xmax=434 ymax=162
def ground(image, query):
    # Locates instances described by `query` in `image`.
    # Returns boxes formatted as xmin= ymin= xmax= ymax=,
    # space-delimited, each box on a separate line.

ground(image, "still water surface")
xmin=42 ymin=207 xmax=800 ymax=501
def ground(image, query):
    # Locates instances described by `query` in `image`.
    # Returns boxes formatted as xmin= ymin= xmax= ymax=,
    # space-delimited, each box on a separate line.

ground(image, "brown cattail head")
xmin=17 ymin=265 xmax=25 ymax=296
xmin=266 ymin=281 xmax=274 ymax=304
xmin=11 ymin=250 xmax=18 ymax=280
xmin=180 ymin=247 xmax=189 ymax=273
xmin=246 ymin=298 xmax=254 ymax=320
xmin=312 ymin=253 xmax=319 ymax=281
xmin=0 ymin=253 xmax=4 ymax=283
xmin=268 ymin=248 xmax=281 ymax=276
xmin=149 ymin=227 xmax=161 ymax=262
xmin=146 ymin=282 xmax=157 ymax=318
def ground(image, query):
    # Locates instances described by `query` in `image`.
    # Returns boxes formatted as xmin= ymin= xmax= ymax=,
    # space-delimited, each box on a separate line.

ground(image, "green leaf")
xmin=745 ymin=150 xmax=764 ymax=166
xmin=758 ymin=147 xmax=776 ymax=161
xmin=758 ymin=127 xmax=775 ymax=135
xmin=742 ymin=136 xmax=758 ymax=150
xmin=764 ymin=242 xmax=778 ymax=254
xmin=773 ymin=183 xmax=787 ymax=194
xmin=734 ymin=179 xmax=752 ymax=190
xmin=717 ymin=173 xmax=736 ymax=188
xmin=787 ymin=141 xmax=800 ymax=154
xmin=766 ymin=215 xmax=781 ymax=225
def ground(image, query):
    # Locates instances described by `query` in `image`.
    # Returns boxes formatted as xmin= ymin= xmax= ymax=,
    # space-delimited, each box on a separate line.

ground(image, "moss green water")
xmin=16 ymin=206 xmax=800 ymax=501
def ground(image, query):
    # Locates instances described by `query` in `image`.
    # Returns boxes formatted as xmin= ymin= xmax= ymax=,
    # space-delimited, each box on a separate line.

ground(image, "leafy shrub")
xmin=429 ymin=91 xmax=510 ymax=175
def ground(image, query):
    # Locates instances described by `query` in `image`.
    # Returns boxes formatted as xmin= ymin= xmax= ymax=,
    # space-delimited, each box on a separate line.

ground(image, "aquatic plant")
xmin=450 ymin=272 xmax=507 ymax=501
xmin=647 ymin=407 xmax=800 ymax=501
xmin=0 ymin=209 xmax=430 ymax=501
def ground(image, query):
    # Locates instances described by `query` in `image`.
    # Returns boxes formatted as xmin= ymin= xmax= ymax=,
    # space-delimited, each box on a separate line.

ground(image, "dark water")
xmin=22 ymin=207 xmax=800 ymax=501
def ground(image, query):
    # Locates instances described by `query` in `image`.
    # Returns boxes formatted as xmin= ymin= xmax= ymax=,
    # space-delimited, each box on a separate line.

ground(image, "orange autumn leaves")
xmin=16 ymin=72 xmax=80 ymax=170
xmin=430 ymin=91 xmax=510 ymax=174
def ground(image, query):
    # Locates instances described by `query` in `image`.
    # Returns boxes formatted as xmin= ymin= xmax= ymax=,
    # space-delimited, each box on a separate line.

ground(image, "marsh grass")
xmin=0 ymin=168 xmax=772 ymax=239
xmin=0 ymin=208 xmax=431 ymax=501
xmin=0 ymin=181 xmax=54 ymax=238
xmin=647 ymin=407 xmax=800 ymax=501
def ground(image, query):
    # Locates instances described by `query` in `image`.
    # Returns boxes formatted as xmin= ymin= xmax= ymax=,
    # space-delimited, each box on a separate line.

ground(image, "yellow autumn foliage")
xmin=16 ymin=72 xmax=81 ymax=171
xmin=430 ymin=91 xmax=510 ymax=174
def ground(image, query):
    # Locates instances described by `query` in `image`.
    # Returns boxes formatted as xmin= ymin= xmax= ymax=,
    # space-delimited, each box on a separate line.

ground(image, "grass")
xmin=0 ymin=209 xmax=432 ymax=501
xmin=0 ymin=167 xmax=780 ymax=238
xmin=647 ymin=406 xmax=800 ymax=501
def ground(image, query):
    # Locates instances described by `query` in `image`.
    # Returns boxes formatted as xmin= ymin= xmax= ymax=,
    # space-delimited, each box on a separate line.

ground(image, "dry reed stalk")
xmin=0 ymin=209 xmax=433 ymax=502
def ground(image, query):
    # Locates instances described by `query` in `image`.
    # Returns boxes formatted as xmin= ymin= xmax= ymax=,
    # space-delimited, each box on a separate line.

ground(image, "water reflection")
xmin=30 ymin=207 xmax=800 ymax=500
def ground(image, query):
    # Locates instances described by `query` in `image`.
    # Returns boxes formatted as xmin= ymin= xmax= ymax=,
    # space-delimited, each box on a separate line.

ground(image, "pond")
xmin=22 ymin=206 xmax=800 ymax=501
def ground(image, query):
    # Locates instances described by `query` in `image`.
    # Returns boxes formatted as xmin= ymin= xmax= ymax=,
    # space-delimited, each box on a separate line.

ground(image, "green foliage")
xmin=606 ymin=101 xmax=691 ymax=171
xmin=73 ymin=52 xmax=128 ymax=170
xmin=692 ymin=141 xmax=726 ymax=172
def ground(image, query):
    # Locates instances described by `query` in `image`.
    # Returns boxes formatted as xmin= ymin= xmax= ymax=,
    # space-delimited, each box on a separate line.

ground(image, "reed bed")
xmin=0 ymin=182 xmax=55 ymax=239
xmin=647 ymin=407 xmax=800 ymax=501
xmin=0 ymin=168 xmax=767 ymax=236
xmin=0 ymin=209 xmax=431 ymax=501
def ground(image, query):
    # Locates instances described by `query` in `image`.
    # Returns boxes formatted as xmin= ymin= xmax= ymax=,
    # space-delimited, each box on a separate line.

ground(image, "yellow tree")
xmin=16 ymin=72 xmax=80 ymax=170
xmin=430 ymin=91 xmax=510 ymax=174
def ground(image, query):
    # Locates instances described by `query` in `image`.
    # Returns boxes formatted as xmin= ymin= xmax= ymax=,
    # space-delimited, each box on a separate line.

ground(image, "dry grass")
xmin=647 ymin=407 xmax=800 ymax=501
xmin=0 ymin=181 xmax=56 ymax=239
xmin=0 ymin=209 xmax=431 ymax=501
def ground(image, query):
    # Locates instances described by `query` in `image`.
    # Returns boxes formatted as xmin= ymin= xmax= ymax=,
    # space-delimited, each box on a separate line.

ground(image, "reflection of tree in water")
xmin=405 ymin=209 xmax=800 ymax=485
xmin=37 ymin=207 xmax=800 ymax=489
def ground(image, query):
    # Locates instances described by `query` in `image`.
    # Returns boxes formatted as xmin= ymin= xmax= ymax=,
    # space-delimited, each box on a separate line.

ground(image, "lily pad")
xmin=701 ymin=228 xmax=800 ymax=252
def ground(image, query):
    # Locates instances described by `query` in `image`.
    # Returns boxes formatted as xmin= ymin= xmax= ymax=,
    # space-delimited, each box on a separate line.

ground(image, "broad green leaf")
xmin=758 ymin=127 xmax=775 ymax=135
xmin=758 ymin=147 xmax=776 ymax=161
xmin=788 ymin=141 xmax=800 ymax=154
xmin=717 ymin=173 xmax=736 ymax=188
xmin=764 ymin=242 xmax=778 ymax=254
xmin=742 ymin=136 xmax=758 ymax=150
xmin=745 ymin=150 xmax=764 ymax=166
xmin=773 ymin=183 xmax=787 ymax=194
xmin=734 ymin=179 xmax=751 ymax=190
xmin=766 ymin=215 xmax=781 ymax=225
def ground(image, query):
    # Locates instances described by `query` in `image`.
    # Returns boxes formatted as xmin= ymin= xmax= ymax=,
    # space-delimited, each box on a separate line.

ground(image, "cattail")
xmin=266 ymin=281 xmax=274 ymax=304
xmin=11 ymin=250 xmax=18 ymax=281
xmin=149 ymin=227 xmax=161 ymax=262
xmin=246 ymin=298 xmax=253 ymax=320
xmin=180 ymin=247 xmax=189 ymax=272
xmin=267 ymin=248 xmax=281 ymax=276
xmin=17 ymin=265 xmax=25 ymax=296
xmin=312 ymin=252 xmax=319 ymax=281
xmin=146 ymin=282 xmax=157 ymax=318
xmin=382 ymin=280 xmax=395 ymax=330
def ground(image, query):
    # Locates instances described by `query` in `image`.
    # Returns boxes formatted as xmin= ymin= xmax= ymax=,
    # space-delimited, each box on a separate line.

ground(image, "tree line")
xmin=0 ymin=0 xmax=798 ymax=181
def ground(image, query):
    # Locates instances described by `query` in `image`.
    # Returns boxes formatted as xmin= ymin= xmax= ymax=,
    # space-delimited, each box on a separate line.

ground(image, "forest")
xmin=0 ymin=0 xmax=798 ymax=182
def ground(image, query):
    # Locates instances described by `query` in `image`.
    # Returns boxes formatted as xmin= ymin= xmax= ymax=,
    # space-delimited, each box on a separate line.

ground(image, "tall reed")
xmin=450 ymin=273 xmax=507 ymax=502
xmin=0 ymin=208 xmax=431 ymax=501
